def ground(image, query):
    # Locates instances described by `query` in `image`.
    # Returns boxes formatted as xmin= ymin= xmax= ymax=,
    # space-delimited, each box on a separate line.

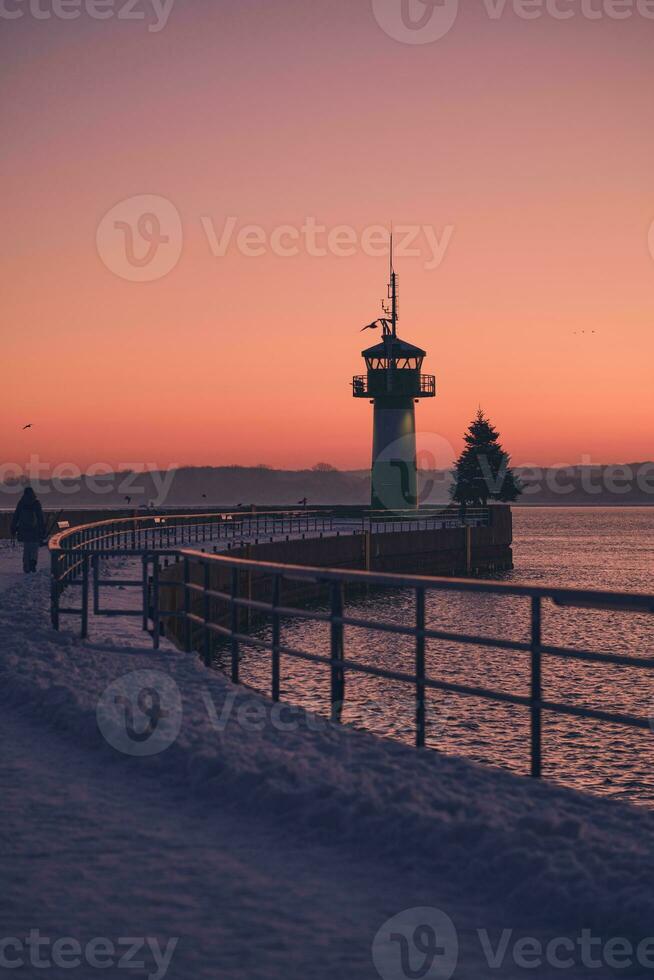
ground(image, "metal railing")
xmin=46 ymin=510 xmax=654 ymax=781
xmin=364 ymin=507 xmax=490 ymax=532
xmin=352 ymin=373 xmax=436 ymax=398
xmin=49 ymin=509 xmax=341 ymax=634
xmin=48 ymin=506 xmax=492 ymax=633
xmin=175 ymin=550 xmax=654 ymax=779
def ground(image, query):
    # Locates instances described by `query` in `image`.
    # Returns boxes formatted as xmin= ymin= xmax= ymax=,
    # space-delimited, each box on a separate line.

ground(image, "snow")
xmin=2 ymin=548 xmax=654 ymax=978
xmin=0 ymin=539 xmax=34 ymax=591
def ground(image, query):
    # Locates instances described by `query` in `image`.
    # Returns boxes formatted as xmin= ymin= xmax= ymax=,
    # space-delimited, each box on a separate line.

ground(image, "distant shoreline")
xmin=1 ymin=502 xmax=653 ymax=514
xmin=2 ymin=462 xmax=652 ymax=511
xmin=511 ymin=502 xmax=654 ymax=508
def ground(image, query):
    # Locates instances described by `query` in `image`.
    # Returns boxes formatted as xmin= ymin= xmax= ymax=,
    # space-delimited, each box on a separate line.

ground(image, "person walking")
xmin=11 ymin=487 xmax=47 ymax=573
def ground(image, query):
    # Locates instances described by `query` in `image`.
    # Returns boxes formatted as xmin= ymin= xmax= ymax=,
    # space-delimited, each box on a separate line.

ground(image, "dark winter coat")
xmin=11 ymin=493 xmax=46 ymax=543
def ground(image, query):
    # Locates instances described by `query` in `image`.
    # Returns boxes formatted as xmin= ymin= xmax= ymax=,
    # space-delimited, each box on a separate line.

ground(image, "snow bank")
xmin=2 ymin=565 xmax=654 ymax=941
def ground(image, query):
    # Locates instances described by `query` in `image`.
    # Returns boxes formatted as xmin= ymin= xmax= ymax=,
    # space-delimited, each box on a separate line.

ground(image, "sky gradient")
xmin=2 ymin=0 xmax=653 ymax=472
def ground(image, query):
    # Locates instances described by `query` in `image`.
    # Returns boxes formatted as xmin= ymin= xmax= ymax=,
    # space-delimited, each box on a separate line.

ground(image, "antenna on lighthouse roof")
xmin=382 ymin=227 xmax=398 ymax=337
xmin=389 ymin=228 xmax=398 ymax=337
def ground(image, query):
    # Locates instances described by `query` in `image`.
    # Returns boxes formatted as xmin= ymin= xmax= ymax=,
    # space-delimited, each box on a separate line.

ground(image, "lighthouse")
xmin=353 ymin=243 xmax=435 ymax=511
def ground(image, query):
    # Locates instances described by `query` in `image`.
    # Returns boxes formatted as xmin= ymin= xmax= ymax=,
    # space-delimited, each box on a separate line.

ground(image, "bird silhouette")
xmin=360 ymin=321 xmax=380 ymax=332
xmin=298 ymin=497 xmax=308 ymax=507
xmin=22 ymin=424 xmax=32 ymax=430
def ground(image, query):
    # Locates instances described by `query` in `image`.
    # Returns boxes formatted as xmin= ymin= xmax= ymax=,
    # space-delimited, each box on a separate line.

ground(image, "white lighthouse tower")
xmin=353 ymin=243 xmax=436 ymax=511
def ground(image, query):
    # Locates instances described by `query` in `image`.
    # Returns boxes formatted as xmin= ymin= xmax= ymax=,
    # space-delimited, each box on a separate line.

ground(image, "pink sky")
xmin=2 ymin=0 xmax=653 ymax=471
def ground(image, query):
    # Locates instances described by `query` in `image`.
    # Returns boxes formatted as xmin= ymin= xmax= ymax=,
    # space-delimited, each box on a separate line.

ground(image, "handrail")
xmin=47 ymin=505 xmax=465 ymax=617
xmin=48 ymin=508 xmax=325 ymax=550
xmin=45 ymin=510 xmax=654 ymax=785
xmin=48 ymin=505 xmax=488 ymax=552
xmin=352 ymin=373 xmax=436 ymax=397
xmin=48 ymin=506 xmax=493 ymax=606
xmin=177 ymin=549 xmax=654 ymax=611
xmin=174 ymin=548 xmax=654 ymax=779
xmin=48 ymin=509 xmax=346 ymax=628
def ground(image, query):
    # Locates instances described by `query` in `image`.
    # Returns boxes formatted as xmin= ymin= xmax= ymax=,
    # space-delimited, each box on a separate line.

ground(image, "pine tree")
xmin=451 ymin=409 xmax=522 ymax=506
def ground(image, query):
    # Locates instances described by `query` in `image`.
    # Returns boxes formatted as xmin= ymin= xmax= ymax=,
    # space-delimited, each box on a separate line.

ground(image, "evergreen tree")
xmin=451 ymin=409 xmax=522 ymax=506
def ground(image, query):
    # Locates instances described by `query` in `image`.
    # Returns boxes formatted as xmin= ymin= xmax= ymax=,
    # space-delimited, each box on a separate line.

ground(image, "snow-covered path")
xmin=0 ymin=540 xmax=32 ymax=591
xmin=1 ymin=707 xmax=505 ymax=979
xmin=2 ymin=548 xmax=654 ymax=978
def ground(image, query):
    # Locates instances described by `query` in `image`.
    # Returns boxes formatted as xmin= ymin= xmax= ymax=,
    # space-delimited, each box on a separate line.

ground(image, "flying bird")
xmin=298 ymin=497 xmax=308 ymax=507
xmin=360 ymin=321 xmax=380 ymax=332
xmin=22 ymin=424 xmax=32 ymax=429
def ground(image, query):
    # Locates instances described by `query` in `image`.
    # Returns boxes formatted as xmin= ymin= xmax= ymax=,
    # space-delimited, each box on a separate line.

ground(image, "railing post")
xmin=142 ymin=555 xmax=149 ymax=632
xmin=363 ymin=529 xmax=371 ymax=571
xmin=246 ymin=548 xmax=253 ymax=632
xmin=81 ymin=555 xmax=89 ymax=640
xmin=530 ymin=595 xmax=542 ymax=778
xmin=50 ymin=549 xmax=60 ymax=630
xmin=202 ymin=561 xmax=211 ymax=666
xmin=230 ymin=568 xmax=240 ymax=683
xmin=330 ymin=581 xmax=345 ymax=723
xmin=415 ymin=587 xmax=426 ymax=748
xmin=183 ymin=558 xmax=192 ymax=653
xmin=152 ymin=558 xmax=160 ymax=650
xmin=271 ymin=574 xmax=281 ymax=702
xmin=92 ymin=554 xmax=100 ymax=615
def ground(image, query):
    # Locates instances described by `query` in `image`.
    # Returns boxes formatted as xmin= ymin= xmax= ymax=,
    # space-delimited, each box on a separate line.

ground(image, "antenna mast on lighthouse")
xmin=382 ymin=232 xmax=398 ymax=338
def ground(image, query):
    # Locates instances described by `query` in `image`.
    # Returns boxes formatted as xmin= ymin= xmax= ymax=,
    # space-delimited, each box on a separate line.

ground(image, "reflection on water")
xmin=235 ymin=508 xmax=654 ymax=806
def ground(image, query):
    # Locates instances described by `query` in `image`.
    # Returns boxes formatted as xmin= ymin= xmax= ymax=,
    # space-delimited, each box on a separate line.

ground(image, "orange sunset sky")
xmin=2 ymin=0 xmax=653 ymax=472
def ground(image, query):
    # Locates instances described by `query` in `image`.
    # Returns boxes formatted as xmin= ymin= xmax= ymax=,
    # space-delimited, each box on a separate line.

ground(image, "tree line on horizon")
xmin=1 ymin=411 xmax=651 ymax=507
